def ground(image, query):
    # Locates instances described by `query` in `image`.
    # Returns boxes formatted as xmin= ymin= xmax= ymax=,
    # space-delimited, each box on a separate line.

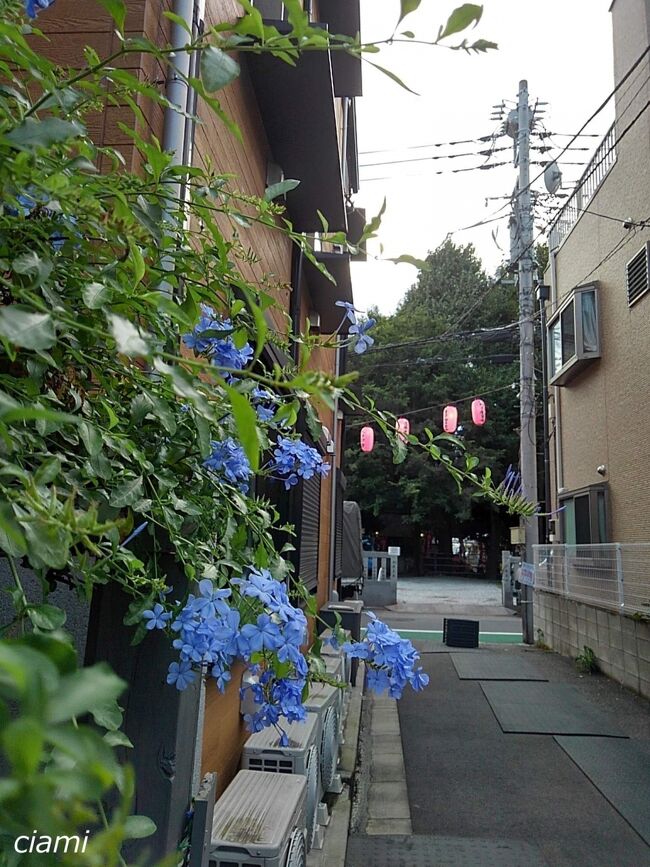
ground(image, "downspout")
xmin=162 ymin=0 xmax=204 ymax=794
xmin=341 ymin=97 xmax=350 ymax=196
xmin=549 ymin=248 xmax=564 ymax=506
xmin=160 ymin=0 xmax=196 ymax=299
xmin=327 ymin=342 xmax=341 ymax=601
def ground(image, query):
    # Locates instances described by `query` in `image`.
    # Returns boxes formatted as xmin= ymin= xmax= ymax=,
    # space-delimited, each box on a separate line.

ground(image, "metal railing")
xmin=548 ymin=123 xmax=617 ymax=251
xmin=363 ymin=551 xmax=398 ymax=582
xmin=533 ymin=543 xmax=650 ymax=617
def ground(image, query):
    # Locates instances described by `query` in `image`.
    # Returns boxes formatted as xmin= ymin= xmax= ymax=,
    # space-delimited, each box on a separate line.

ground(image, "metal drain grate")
xmin=346 ymin=835 xmax=548 ymax=867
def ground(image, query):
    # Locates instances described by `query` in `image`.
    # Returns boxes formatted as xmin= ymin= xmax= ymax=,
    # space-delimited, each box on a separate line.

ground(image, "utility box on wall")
xmin=510 ymin=526 xmax=526 ymax=545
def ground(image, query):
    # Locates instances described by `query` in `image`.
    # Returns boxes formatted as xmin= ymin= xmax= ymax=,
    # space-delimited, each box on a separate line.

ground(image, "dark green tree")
xmin=345 ymin=240 xmax=520 ymax=576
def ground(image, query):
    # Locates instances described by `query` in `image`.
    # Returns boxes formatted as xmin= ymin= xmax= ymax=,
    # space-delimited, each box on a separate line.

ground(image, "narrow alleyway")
xmin=346 ymin=579 xmax=650 ymax=867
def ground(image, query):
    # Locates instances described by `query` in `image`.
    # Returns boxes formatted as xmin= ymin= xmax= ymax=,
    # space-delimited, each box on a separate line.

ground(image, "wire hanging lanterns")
xmin=360 ymin=426 xmax=375 ymax=453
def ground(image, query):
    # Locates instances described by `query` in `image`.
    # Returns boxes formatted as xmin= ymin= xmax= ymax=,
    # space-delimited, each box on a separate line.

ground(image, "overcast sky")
xmin=350 ymin=0 xmax=614 ymax=314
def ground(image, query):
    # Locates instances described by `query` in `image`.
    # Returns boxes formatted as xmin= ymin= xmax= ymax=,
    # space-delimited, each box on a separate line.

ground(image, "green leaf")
xmin=47 ymin=664 xmax=126 ymax=725
xmin=79 ymin=421 xmax=103 ymax=456
xmin=123 ymin=815 xmax=157 ymax=840
xmin=0 ymin=306 xmax=56 ymax=351
xmin=24 ymin=520 xmax=71 ymax=570
xmin=388 ymin=254 xmax=429 ymax=270
xmin=91 ymin=699 xmax=123 ymax=731
xmin=34 ymin=456 xmax=62 ymax=486
xmin=439 ymin=3 xmax=483 ymax=39
xmin=0 ymin=502 xmax=27 ymax=557
xmin=104 ymin=730 xmax=133 ymax=748
xmin=27 ymin=604 xmax=67 ymax=631
xmin=3 ymin=718 xmax=43 ymax=777
xmin=163 ymin=10 xmax=192 ymax=34
xmin=398 ymin=0 xmax=421 ymax=25
xmin=82 ymin=282 xmax=111 ymax=309
xmin=95 ymin=0 xmax=127 ymax=31
xmin=4 ymin=117 xmax=85 ymax=152
xmin=128 ymin=240 xmax=146 ymax=285
xmin=201 ymin=46 xmax=241 ymax=92
xmin=109 ymin=475 xmax=144 ymax=508
xmin=106 ymin=313 xmax=150 ymax=357
xmin=264 ymin=179 xmax=300 ymax=201
xmin=364 ymin=60 xmax=419 ymax=95
xmin=225 ymin=386 xmax=260 ymax=472
xmin=12 ymin=251 xmax=53 ymax=287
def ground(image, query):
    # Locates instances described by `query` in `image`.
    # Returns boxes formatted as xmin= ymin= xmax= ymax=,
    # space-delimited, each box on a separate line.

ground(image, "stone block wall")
xmin=534 ymin=590 xmax=650 ymax=699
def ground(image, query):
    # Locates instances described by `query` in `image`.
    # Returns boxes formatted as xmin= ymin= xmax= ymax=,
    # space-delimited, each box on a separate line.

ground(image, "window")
xmin=626 ymin=243 xmax=649 ymax=306
xmin=548 ymin=284 xmax=600 ymax=386
xmin=560 ymin=485 xmax=608 ymax=544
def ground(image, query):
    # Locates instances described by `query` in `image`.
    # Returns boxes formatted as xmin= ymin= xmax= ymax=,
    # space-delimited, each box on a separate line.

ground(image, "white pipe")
xmin=328 ymin=341 xmax=341 ymax=600
xmin=549 ymin=248 xmax=564 ymax=496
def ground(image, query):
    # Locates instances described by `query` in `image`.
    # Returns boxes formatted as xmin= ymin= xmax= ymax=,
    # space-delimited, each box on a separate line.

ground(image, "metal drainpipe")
xmin=549 ymin=248 xmax=564 ymax=500
xmin=160 ymin=0 xmax=195 ymax=300
xmin=341 ymin=97 xmax=350 ymax=195
xmin=162 ymin=0 xmax=205 ymax=796
xmin=328 ymin=341 xmax=341 ymax=601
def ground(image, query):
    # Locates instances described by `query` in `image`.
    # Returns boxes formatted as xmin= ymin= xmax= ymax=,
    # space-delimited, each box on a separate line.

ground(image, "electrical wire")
xmin=359 ymin=134 xmax=503 ymax=155
xmin=359 ymin=146 xmax=512 ymax=168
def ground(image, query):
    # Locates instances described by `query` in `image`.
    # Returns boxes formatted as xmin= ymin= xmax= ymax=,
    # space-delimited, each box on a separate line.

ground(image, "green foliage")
xmin=345 ymin=240 xmax=522 ymax=546
xmin=0 ymin=634 xmax=147 ymax=866
xmin=576 ymin=645 xmax=599 ymax=674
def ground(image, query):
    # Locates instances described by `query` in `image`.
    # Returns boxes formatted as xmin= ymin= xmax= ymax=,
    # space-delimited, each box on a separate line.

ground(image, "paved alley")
xmin=346 ymin=582 xmax=650 ymax=867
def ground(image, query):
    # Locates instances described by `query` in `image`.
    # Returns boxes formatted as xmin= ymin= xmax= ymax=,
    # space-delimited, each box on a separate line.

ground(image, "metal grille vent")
xmin=246 ymin=756 xmax=294 ymax=774
xmin=304 ymin=745 xmax=320 ymax=850
xmin=626 ymin=244 xmax=649 ymax=306
xmin=285 ymin=829 xmax=306 ymax=867
xmin=320 ymin=706 xmax=339 ymax=791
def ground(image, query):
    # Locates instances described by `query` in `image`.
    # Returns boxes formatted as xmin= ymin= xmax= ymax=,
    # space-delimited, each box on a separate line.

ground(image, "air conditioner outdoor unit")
xmin=321 ymin=654 xmax=349 ymax=727
xmin=210 ymin=770 xmax=307 ymax=867
xmin=320 ymin=629 xmax=352 ymax=684
xmin=241 ymin=713 xmax=323 ymax=851
xmin=304 ymin=683 xmax=342 ymax=795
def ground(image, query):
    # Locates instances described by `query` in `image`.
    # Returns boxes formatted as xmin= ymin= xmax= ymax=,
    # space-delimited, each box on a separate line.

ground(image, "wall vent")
xmin=626 ymin=243 xmax=649 ymax=307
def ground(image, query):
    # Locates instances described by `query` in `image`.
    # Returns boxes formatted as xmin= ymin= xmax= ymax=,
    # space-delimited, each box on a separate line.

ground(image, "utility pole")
xmin=515 ymin=79 xmax=538 ymax=644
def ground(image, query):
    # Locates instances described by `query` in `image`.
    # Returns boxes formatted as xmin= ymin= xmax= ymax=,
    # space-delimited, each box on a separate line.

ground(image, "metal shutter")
xmin=334 ymin=476 xmax=344 ymax=580
xmin=298 ymin=473 xmax=321 ymax=591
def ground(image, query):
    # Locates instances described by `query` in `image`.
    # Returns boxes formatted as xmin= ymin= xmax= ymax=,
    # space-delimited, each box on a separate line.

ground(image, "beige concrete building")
xmin=545 ymin=0 xmax=650 ymax=545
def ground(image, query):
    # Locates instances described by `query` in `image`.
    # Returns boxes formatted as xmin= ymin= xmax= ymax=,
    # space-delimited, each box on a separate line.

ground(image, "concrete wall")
xmin=548 ymin=0 xmax=650 ymax=542
xmin=534 ymin=590 xmax=650 ymax=699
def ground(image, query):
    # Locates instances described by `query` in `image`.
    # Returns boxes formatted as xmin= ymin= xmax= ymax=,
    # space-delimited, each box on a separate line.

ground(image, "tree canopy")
xmin=345 ymin=239 xmax=521 ymax=565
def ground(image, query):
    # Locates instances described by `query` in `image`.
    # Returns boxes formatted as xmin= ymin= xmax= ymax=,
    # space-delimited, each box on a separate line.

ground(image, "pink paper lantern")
xmin=360 ymin=426 xmax=375 ymax=453
xmin=396 ymin=417 xmax=410 ymax=443
xmin=471 ymin=398 xmax=487 ymax=426
xmin=443 ymin=405 xmax=458 ymax=434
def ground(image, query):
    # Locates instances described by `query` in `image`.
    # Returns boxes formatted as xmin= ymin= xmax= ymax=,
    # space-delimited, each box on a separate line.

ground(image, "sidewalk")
xmin=347 ymin=640 xmax=650 ymax=867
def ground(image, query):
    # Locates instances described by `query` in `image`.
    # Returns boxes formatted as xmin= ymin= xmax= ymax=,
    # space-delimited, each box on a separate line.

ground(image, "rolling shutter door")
xmin=298 ymin=473 xmax=321 ymax=592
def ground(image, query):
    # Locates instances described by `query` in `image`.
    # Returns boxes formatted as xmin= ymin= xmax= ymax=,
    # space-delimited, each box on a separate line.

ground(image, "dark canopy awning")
xmin=246 ymin=27 xmax=346 ymax=232
xmin=317 ymin=0 xmax=363 ymax=97
xmin=303 ymin=250 xmax=352 ymax=333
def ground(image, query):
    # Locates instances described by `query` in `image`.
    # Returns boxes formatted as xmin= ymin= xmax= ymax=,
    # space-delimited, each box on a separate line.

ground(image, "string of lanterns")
xmin=360 ymin=399 xmax=486 ymax=453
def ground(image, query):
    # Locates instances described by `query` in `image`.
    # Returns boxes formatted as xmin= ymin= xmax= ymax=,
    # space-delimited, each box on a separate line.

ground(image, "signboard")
xmin=519 ymin=561 xmax=535 ymax=587
xmin=387 ymin=546 xmax=401 ymax=556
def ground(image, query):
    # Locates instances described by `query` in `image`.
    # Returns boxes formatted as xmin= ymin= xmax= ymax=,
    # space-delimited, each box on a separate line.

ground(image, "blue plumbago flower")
xmin=251 ymin=386 xmax=277 ymax=423
xmin=271 ymin=436 xmax=330 ymax=490
xmin=142 ymin=603 xmax=172 ymax=630
xmin=335 ymin=300 xmax=361 ymax=326
xmin=167 ymin=660 xmax=196 ymax=690
xmin=204 ymin=438 xmax=252 ymax=492
xmin=349 ymin=318 xmax=376 ymax=354
xmin=239 ymin=613 xmax=282 ymax=654
xmin=192 ymin=578 xmax=232 ymax=618
xmin=182 ymin=306 xmax=253 ymax=377
xmin=342 ymin=615 xmax=428 ymax=699
xmin=24 ymin=0 xmax=56 ymax=18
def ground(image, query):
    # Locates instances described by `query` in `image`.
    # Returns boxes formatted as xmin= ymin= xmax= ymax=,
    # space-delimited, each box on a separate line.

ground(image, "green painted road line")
xmin=393 ymin=629 xmax=522 ymax=644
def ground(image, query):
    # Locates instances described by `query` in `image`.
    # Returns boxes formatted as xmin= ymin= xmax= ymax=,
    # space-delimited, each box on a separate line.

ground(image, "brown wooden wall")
xmin=36 ymin=0 xmax=340 ymax=800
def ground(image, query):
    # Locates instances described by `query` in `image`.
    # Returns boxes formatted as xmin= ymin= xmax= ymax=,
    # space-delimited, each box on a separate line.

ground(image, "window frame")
xmin=547 ymin=283 xmax=601 ymax=386
xmin=559 ymin=483 xmax=609 ymax=544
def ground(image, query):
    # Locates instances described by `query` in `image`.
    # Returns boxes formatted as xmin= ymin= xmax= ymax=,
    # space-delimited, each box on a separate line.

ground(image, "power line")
xmin=359 ymin=146 xmax=512 ymax=168
xmin=359 ymin=134 xmax=501 ymax=155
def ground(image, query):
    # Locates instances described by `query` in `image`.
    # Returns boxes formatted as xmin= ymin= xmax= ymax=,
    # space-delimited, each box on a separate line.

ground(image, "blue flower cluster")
xmin=271 ymin=436 xmax=331 ymax=490
xmin=143 ymin=569 xmax=309 ymax=739
xmin=204 ymin=438 xmax=252 ymax=492
xmin=251 ymin=386 xmax=277 ymax=423
xmin=24 ymin=0 xmax=55 ymax=17
xmin=335 ymin=300 xmax=376 ymax=354
xmin=342 ymin=613 xmax=429 ymax=698
xmin=183 ymin=305 xmax=253 ymax=378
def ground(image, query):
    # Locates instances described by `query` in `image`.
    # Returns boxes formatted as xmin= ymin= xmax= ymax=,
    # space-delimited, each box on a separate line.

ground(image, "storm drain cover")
xmin=451 ymin=651 xmax=547 ymax=680
xmin=346 ymin=835 xmax=548 ymax=866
